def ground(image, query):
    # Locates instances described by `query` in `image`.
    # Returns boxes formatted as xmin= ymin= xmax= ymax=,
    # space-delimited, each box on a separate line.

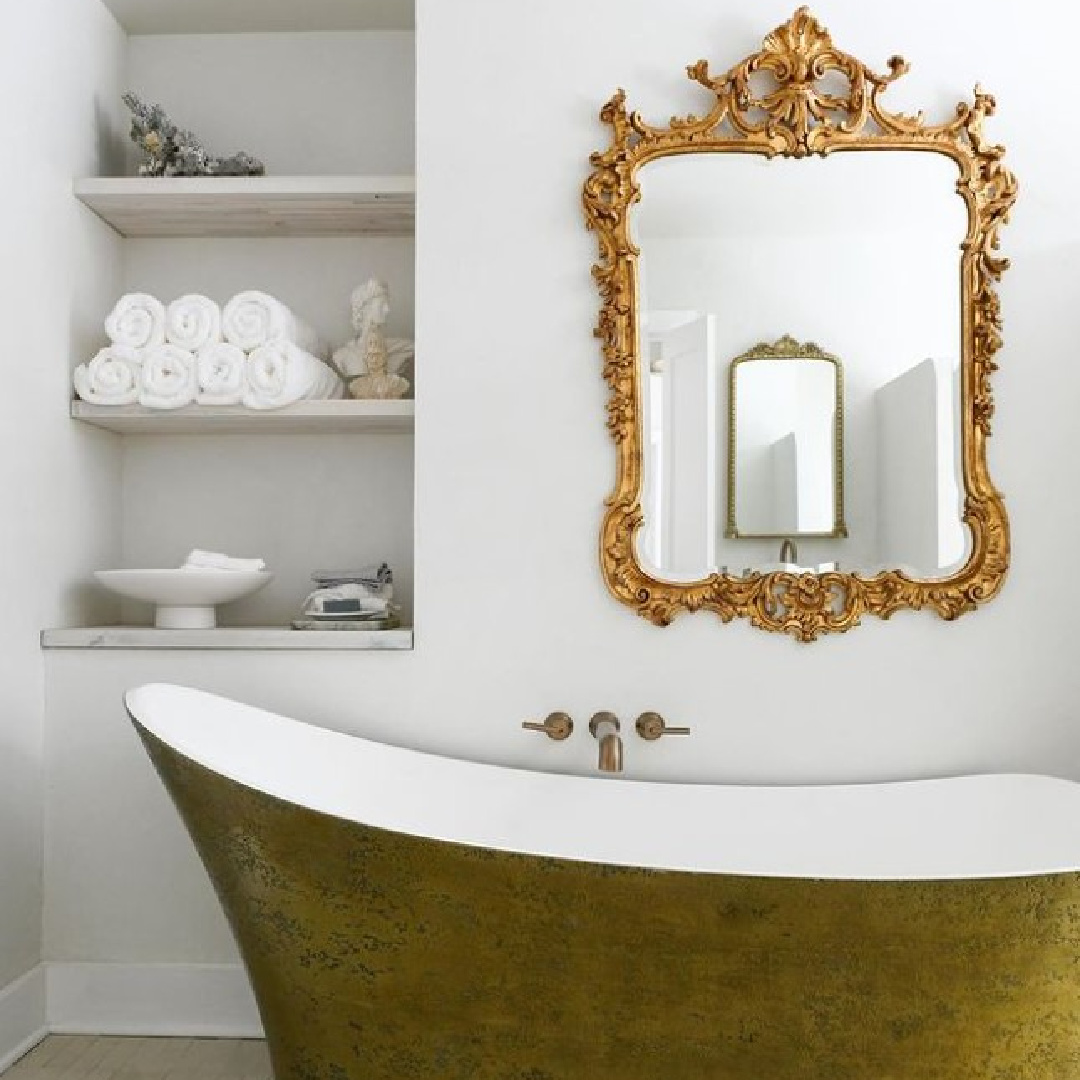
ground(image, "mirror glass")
xmin=634 ymin=152 xmax=968 ymax=582
xmin=729 ymin=341 xmax=842 ymax=541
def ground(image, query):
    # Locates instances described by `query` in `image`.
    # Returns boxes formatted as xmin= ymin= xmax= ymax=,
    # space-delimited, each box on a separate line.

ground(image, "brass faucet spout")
xmin=598 ymin=732 xmax=623 ymax=773
xmin=589 ymin=712 xmax=624 ymax=774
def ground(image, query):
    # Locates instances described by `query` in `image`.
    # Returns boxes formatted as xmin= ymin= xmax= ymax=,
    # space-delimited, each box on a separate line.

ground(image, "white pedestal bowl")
xmin=95 ymin=569 xmax=274 ymax=629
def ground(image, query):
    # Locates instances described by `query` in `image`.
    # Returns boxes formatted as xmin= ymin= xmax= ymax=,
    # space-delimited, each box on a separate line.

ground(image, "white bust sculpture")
xmin=332 ymin=279 xmax=413 ymax=400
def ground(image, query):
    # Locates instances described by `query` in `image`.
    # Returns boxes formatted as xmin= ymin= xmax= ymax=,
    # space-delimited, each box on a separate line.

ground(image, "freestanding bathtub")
xmin=128 ymin=683 xmax=1080 ymax=1079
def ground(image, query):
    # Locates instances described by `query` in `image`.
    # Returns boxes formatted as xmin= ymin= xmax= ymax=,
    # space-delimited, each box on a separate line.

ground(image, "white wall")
xmin=0 ymin=0 xmax=126 ymax=990
xmin=124 ymin=33 xmax=415 ymax=176
xmin=41 ymin=0 xmax=1080 ymax=976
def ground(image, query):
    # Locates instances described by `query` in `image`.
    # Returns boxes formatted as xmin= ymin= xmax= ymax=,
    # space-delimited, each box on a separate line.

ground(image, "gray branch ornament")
xmin=122 ymin=92 xmax=266 ymax=178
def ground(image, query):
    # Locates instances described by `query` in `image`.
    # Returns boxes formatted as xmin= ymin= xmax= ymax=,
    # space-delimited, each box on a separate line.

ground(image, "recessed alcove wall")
xmin=124 ymin=33 xmax=415 ymax=178
xmin=101 ymin=31 xmax=417 ymax=629
xmin=116 ymin=233 xmax=416 ymax=626
xmin=120 ymin=433 xmax=415 ymax=626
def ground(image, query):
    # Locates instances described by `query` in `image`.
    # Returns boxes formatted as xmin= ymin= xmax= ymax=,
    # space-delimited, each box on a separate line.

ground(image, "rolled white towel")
xmin=139 ymin=344 xmax=197 ymax=410
xmin=182 ymin=550 xmax=267 ymax=573
xmin=73 ymin=345 xmax=142 ymax=406
xmin=196 ymin=342 xmax=247 ymax=405
xmin=242 ymin=341 xmax=343 ymax=410
xmin=105 ymin=293 xmax=166 ymax=351
xmin=222 ymin=291 xmax=325 ymax=357
xmin=166 ymin=294 xmax=222 ymax=352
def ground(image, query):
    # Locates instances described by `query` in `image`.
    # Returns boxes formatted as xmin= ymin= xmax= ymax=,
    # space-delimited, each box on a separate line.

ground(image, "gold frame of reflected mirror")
xmin=583 ymin=6 xmax=1016 ymax=642
xmin=726 ymin=335 xmax=847 ymax=542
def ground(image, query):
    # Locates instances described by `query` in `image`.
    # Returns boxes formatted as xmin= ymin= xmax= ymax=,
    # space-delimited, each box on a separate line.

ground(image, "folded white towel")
xmin=196 ymin=342 xmax=247 ymax=405
xmin=73 ymin=345 xmax=142 ymax=405
xmin=166 ymin=294 xmax=222 ymax=352
xmin=223 ymin=291 xmax=325 ymax=357
xmin=182 ymin=550 xmax=267 ymax=573
xmin=105 ymin=293 xmax=166 ymax=351
xmin=242 ymin=341 xmax=343 ymax=410
xmin=139 ymin=344 xmax=197 ymax=410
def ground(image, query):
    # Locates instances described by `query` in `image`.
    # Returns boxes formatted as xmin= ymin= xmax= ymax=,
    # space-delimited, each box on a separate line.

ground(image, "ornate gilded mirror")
xmin=726 ymin=336 xmax=845 ymax=544
xmin=584 ymin=8 xmax=1015 ymax=641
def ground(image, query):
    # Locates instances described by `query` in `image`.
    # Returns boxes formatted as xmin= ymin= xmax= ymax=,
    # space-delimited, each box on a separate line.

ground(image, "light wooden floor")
xmin=2 ymin=1037 xmax=271 ymax=1080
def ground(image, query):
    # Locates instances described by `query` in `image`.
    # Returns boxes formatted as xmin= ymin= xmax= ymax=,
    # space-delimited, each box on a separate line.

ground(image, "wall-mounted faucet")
xmin=779 ymin=538 xmax=799 ymax=564
xmin=523 ymin=711 xmax=689 ymax=773
xmin=589 ymin=711 xmax=623 ymax=774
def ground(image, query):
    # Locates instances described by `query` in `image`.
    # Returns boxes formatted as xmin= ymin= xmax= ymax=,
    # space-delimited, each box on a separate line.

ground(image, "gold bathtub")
xmin=129 ymin=685 xmax=1080 ymax=1079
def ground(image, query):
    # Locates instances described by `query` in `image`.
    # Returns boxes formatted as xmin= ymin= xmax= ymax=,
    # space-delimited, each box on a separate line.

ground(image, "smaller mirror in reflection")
xmin=728 ymin=336 xmax=845 ymax=542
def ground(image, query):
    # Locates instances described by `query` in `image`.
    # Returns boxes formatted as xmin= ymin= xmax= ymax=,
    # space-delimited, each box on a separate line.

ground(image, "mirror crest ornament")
xmin=583 ymin=7 xmax=1016 ymax=642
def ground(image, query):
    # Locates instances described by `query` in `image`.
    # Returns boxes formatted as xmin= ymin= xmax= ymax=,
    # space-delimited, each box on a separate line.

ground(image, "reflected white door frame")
xmin=642 ymin=314 xmax=716 ymax=577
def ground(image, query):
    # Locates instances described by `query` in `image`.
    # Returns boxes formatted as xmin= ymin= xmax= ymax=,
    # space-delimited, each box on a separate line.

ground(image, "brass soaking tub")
xmin=129 ymin=684 xmax=1080 ymax=1079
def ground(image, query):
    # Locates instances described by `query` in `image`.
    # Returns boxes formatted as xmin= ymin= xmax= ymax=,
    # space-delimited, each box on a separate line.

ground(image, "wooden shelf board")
xmin=41 ymin=627 xmax=414 ymax=651
xmin=74 ymin=175 xmax=416 ymax=238
xmin=71 ymin=400 xmax=414 ymax=435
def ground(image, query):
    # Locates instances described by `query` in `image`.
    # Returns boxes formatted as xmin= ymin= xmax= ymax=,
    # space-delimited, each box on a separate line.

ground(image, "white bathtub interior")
xmin=128 ymin=683 xmax=1080 ymax=882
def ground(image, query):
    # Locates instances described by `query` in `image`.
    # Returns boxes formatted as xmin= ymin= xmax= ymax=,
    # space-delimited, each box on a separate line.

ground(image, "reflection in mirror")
xmin=728 ymin=338 xmax=844 ymax=542
xmin=634 ymin=152 xmax=968 ymax=583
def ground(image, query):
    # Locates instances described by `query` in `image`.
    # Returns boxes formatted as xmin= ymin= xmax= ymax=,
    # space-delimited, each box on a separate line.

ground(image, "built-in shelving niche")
xmin=53 ymin=166 xmax=417 ymax=651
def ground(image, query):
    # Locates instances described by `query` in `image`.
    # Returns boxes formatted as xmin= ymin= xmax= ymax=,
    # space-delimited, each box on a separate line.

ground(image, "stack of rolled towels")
xmin=74 ymin=292 xmax=343 ymax=410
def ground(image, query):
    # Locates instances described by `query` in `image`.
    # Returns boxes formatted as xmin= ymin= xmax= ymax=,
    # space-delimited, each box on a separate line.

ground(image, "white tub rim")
xmin=127 ymin=682 xmax=1080 ymax=882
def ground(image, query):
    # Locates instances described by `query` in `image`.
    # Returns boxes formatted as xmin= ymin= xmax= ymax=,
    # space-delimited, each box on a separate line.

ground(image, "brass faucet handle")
xmin=522 ymin=712 xmax=574 ymax=741
xmin=589 ymin=711 xmax=621 ymax=737
xmin=635 ymin=712 xmax=690 ymax=740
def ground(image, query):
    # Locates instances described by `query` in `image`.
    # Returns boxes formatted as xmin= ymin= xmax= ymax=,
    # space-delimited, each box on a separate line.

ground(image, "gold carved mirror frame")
xmin=726 ymin=335 xmax=846 ymax=542
xmin=583 ymin=7 xmax=1016 ymax=642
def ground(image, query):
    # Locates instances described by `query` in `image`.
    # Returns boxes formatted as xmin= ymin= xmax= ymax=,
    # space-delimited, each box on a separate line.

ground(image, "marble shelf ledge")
xmin=41 ymin=627 xmax=414 ymax=651
xmin=71 ymin=400 xmax=415 ymax=435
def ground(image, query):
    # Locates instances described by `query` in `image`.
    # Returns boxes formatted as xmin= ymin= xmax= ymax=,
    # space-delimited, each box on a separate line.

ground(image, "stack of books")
xmin=292 ymin=565 xmax=400 ymax=631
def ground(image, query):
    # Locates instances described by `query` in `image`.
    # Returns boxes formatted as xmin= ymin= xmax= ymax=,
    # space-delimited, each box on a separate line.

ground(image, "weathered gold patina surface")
xmin=140 ymin=724 xmax=1080 ymax=1079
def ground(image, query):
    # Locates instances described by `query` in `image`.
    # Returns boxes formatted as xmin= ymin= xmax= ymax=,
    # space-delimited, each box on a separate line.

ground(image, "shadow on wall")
xmin=93 ymin=96 xmax=127 ymax=177
xmin=0 ymin=720 xmax=43 ymax=985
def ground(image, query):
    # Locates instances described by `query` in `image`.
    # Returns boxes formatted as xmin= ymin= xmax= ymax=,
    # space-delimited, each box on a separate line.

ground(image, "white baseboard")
xmin=0 ymin=967 xmax=48 ymax=1073
xmin=46 ymin=963 xmax=263 ymax=1038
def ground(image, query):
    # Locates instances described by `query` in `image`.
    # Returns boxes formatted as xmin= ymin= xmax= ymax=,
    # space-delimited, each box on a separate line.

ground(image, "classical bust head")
xmin=351 ymin=279 xmax=390 ymax=334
